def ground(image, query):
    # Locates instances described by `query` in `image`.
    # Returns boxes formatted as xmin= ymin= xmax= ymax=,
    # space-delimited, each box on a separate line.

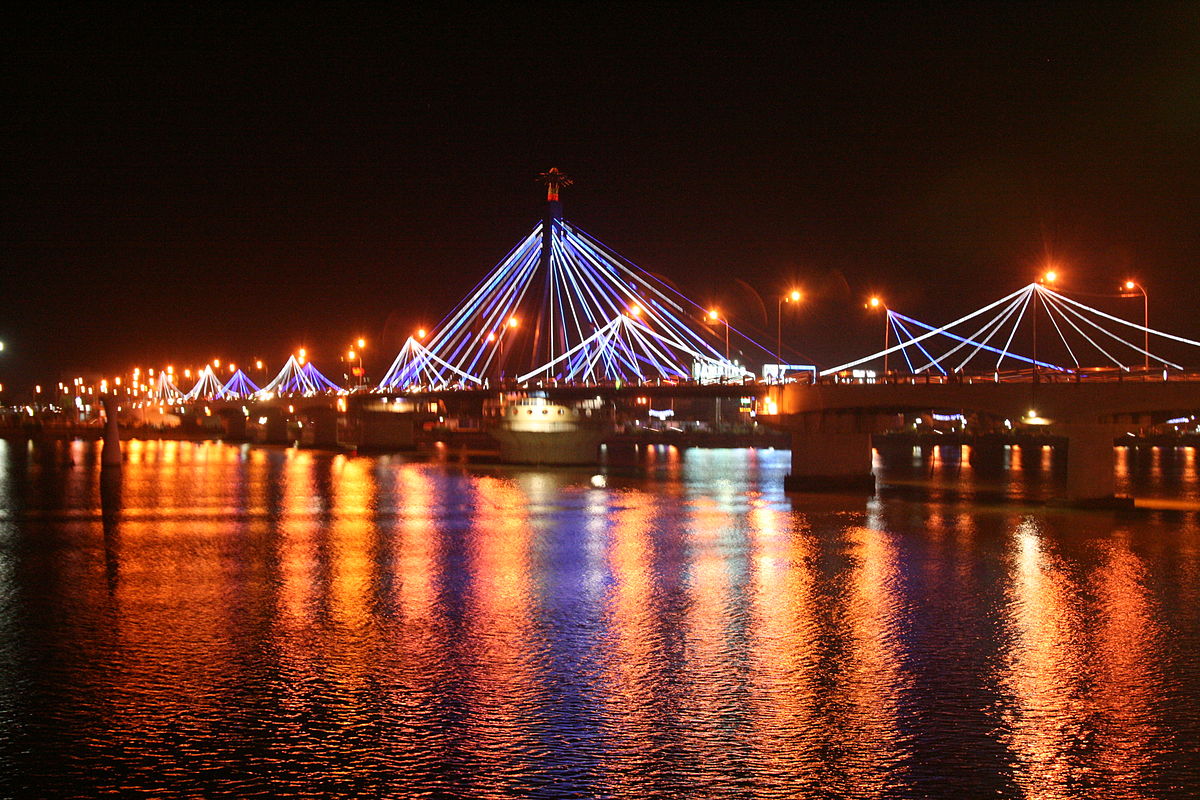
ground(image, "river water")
xmin=0 ymin=438 xmax=1198 ymax=798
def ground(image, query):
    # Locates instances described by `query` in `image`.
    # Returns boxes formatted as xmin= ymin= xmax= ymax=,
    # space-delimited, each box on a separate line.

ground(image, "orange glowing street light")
xmin=867 ymin=296 xmax=889 ymax=375
xmin=507 ymin=316 xmax=519 ymax=329
xmin=416 ymin=328 xmax=427 ymax=340
xmin=347 ymin=340 xmax=367 ymax=387
xmin=1032 ymin=268 xmax=1058 ymax=381
xmin=707 ymin=309 xmax=730 ymax=359
xmin=777 ymin=290 xmax=803 ymax=375
xmin=1121 ymin=279 xmax=1149 ymax=370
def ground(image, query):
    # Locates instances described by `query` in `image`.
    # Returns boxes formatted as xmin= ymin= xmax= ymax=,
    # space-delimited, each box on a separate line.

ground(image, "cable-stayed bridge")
xmin=161 ymin=177 xmax=1200 ymax=401
xmin=64 ymin=172 xmax=1200 ymax=502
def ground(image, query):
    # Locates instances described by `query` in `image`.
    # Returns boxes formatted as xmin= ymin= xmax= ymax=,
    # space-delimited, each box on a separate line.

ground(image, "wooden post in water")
xmin=101 ymin=395 xmax=122 ymax=467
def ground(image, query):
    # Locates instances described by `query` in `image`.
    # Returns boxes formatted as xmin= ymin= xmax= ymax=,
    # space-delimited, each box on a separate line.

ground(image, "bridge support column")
xmin=101 ymin=395 xmax=122 ymax=467
xmin=299 ymin=406 xmax=342 ymax=449
xmin=220 ymin=411 xmax=247 ymax=440
xmin=251 ymin=408 xmax=291 ymax=445
xmin=358 ymin=411 xmax=418 ymax=450
xmin=1060 ymin=422 xmax=1130 ymax=508
xmin=783 ymin=413 xmax=876 ymax=493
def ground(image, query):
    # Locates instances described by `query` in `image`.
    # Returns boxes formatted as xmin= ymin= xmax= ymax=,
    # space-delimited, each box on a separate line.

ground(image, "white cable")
xmin=821 ymin=284 xmax=1032 ymax=375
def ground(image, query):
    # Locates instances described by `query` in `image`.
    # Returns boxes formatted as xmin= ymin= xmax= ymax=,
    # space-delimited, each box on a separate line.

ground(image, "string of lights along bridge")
xmin=20 ymin=173 xmax=1200 ymax=412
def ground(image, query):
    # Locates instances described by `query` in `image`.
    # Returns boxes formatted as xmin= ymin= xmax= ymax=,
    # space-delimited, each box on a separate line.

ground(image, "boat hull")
xmin=484 ymin=395 xmax=613 ymax=465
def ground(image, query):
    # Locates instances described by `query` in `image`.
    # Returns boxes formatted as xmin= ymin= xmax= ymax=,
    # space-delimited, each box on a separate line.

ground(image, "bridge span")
xmin=762 ymin=376 xmax=1200 ymax=505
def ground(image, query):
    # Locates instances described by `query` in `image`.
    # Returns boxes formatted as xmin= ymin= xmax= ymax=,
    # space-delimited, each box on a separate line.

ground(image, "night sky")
xmin=4 ymin=5 xmax=1199 ymax=388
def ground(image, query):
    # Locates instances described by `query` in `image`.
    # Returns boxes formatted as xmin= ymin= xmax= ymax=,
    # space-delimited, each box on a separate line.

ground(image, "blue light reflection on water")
xmin=0 ymin=438 xmax=1198 ymax=797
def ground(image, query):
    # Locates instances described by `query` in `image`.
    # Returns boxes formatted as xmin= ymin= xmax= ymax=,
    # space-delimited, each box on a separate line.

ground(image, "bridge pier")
xmin=299 ymin=406 xmax=342 ymax=448
xmin=358 ymin=410 xmax=419 ymax=450
xmin=783 ymin=413 xmax=876 ymax=493
xmin=1060 ymin=422 xmax=1131 ymax=508
xmin=249 ymin=407 xmax=292 ymax=445
xmin=219 ymin=409 xmax=247 ymax=440
xmin=101 ymin=395 xmax=122 ymax=467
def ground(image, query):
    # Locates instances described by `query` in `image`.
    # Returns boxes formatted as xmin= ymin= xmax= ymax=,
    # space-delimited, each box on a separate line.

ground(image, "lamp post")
xmin=868 ymin=296 xmax=888 ymax=377
xmin=1034 ymin=270 xmax=1057 ymax=383
xmin=707 ymin=309 xmax=729 ymax=360
xmin=777 ymin=290 xmax=802 ymax=381
xmin=356 ymin=338 xmax=367 ymax=387
xmin=499 ymin=317 xmax=518 ymax=385
xmin=1121 ymin=280 xmax=1148 ymax=371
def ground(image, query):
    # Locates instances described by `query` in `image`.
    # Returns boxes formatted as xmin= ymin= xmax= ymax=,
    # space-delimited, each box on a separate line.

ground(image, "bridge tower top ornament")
xmin=538 ymin=167 xmax=573 ymax=203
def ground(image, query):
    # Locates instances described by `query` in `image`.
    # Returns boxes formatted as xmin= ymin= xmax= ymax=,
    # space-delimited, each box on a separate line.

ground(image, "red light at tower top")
xmin=538 ymin=167 xmax=573 ymax=202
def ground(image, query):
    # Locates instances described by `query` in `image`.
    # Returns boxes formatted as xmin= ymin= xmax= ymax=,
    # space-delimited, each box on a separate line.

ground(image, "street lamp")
xmin=868 ymin=296 xmax=888 ymax=376
xmin=1034 ymin=270 xmax=1058 ymax=382
xmin=777 ymin=290 xmax=802 ymax=379
xmin=1121 ymin=279 xmax=1149 ymax=371
xmin=347 ymin=340 xmax=366 ymax=388
xmin=707 ymin=309 xmax=729 ymax=359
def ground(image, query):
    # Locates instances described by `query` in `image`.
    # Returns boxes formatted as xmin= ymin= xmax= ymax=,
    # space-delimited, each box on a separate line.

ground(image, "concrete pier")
xmin=101 ymin=395 xmax=122 ymax=467
xmin=782 ymin=412 xmax=877 ymax=492
xmin=358 ymin=410 xmax=418 ymax=450
xmin=1061 ymin=422 xmax=1131 ymax=508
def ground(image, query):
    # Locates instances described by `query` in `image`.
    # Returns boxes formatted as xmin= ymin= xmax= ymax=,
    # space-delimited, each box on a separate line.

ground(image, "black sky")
xmin=4 ymin=4 xmax=1199 ymax=386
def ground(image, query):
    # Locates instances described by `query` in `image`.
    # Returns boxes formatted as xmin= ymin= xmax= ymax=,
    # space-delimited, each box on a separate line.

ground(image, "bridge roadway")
xmin=218 ymin=382 xmax=770 ymax=448
xmin=213 ymin=374 xmax=1200 ymax=504
xmin=762 ymin=375 xmax=1200 ymax=505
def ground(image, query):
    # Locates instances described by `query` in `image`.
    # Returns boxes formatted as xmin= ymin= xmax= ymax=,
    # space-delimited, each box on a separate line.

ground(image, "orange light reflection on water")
xmin=835 ymin=518 xmax=909 ymax=793
xmin=1002 ymin=521 xmax=1091 ymax=798
xmin=599 ymin=489 xmax=665 ymax=795
xmin=678 ymin=493 xmax=746 ymax=775
xmin=746 ymin=499 xmax=823 ymax=792
xmin=1090 ymin=534 xmax=1164 ymax=796
xmin=460 ymin=475 xmax=538 ymax=798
